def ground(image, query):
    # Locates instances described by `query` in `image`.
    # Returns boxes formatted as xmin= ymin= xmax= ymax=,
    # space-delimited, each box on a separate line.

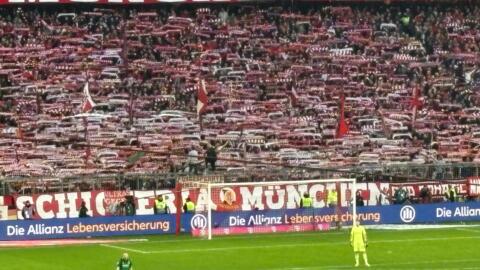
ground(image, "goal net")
xmin=187 ymin=179 xmax=357 ymax=239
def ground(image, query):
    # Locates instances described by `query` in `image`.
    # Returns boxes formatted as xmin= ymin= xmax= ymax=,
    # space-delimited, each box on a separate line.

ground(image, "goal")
xmin=188 ymin=179 xmax=357 ymax=239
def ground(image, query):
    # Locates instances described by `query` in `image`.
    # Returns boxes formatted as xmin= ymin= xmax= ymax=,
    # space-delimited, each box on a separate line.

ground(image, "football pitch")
xmin=1 ymin=227 xmax=480 ymax=270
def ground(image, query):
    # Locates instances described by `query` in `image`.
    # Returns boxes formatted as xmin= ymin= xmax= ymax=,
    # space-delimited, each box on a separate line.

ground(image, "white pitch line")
xmin=145 ymin=235 xmax=480 ymax=254
xmin=271 ymin=258 xmax=480 ymax=270
xmin=0 ymin=238 xmax=149 ymax=251
xmin=126 ymin=238 xmax=149 ymax=242
xmin=117 ymin=225 xmax=480 ymax=246
xmin=121 ymin=231 xmax=346 ymax=245
xmin=456 ymin=228 xmax=480 ymax=233
xmin=100 ymin=243 xmax=149 ymax=254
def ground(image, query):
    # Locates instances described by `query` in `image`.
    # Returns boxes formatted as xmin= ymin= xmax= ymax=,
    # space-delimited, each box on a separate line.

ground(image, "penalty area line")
xmin=100 ymin=244 xmax=149 ymax=254
xmin=126 ymin=231 xmax=346 ymax=245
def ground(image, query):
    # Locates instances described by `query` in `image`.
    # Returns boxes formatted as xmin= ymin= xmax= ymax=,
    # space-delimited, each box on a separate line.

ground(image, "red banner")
xmin=467 ymin=177 xmax=480 ymax=196
xmin=1 ymin=180 xmax=474 ymax=220
xmin=9 ymin=190 xmax=176 ymax=220
xmin=390 ymin=180 xmax=469 ymax=198
xmin=182 ymin=182 xmax=390 ymax=212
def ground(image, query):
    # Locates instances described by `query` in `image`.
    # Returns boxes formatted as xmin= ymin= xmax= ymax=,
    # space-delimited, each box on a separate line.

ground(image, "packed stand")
xmin=1 ymin=4 xmax=480 ymax=188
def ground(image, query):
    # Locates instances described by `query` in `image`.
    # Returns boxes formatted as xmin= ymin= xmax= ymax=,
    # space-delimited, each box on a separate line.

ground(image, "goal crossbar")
xmin=208 ymin=178 xmax=355 ymax=187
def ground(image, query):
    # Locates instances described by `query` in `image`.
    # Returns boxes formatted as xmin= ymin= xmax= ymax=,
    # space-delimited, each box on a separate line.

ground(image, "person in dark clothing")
xmin=394 ymin=186 xmax=408 ymax=204
xmin=79 ymin=200 xmax=90 ymax=218
xmin=205 ymin=141 xmax=228 ymax=171
xmin=205 ymin=144 xmax=218 ymax=171
xmin=125 ymin=196 xmax=136 ymax=216
xmin=356 ymin=191 xmax=365 ymax=207
xmin=21 ymin=201 xmax=35 ymax=220
xmin=419 ymin=185 xmax=432 ymax=204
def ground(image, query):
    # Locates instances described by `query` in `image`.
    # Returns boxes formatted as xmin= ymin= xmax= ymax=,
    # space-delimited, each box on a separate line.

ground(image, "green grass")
xmin=1 ymin=227 xmax=480 ymax=270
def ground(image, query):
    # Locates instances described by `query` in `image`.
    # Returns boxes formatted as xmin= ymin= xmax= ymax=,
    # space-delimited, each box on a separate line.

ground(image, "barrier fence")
xmin=3 ymin=162 xmax=480 ymax=196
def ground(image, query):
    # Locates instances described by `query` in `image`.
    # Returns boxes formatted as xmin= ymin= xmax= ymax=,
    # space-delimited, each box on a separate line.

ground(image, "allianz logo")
xmin=399 ymin=205 xmax=416 ymax=223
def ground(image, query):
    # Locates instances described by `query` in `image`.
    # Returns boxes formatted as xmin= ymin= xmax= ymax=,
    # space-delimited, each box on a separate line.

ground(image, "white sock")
xmin=355 ymin=254 xmax=360 ymax=265
xmin=363 ymin=253 xmax=370 ymax=265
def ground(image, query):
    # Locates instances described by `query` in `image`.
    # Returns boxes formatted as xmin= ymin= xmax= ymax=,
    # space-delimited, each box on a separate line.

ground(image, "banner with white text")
xmin=1 ymin=202 xmax=480 ymax=240
xmin=1 ymin=180 xmax=476 ymax=220
xmin=187 ymin=202 xmax=480 ymax=236
xmin=0 ymin=215 xmax=174 ymax=240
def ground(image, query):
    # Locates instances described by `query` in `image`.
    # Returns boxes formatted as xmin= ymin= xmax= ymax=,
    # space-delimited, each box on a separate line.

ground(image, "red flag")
xmin=22 ymin=71 xmax=34 ymax=80
xmin=197 ymin=80 xmax=208 ymax=115
xmin=336 ymin=94 xmax=349 ymax=138
xmin=410 ymin=87 xmax=422 ymax=126
xmin=81 ymin=82 xmax=95 ymax=113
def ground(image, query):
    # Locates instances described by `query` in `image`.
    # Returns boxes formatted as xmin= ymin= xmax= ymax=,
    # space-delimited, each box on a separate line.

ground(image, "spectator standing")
xmin=21 ymin=201 xmax=35 ymax=220
xmin=154 ymin=195 xmax=168 ymax=214
xmin=168 ymin=156 xmax=178 ymax=173
xmin=356 ymin=191 xmax=365 ymax=207
xmin=419 ymin=185 xmax=432 ymax=204
xmin=183 ymin=197 xmax=196 ymax=213
xmin=327 ymin=188 xmax=341 ymax=229
xmin=187 ymin=147 xmax=200 ymax=175
xmin=205 ymin=143 xmax=218 ymax=172
xmin=205 ymin=141 xmax=228 ymax=172
xmin=219 ymin=8 xmax=229 ymax=23
xmin=394 ymin=186 xmax=408 ymax=204
xmin=79 ymin=200 xmax=90 ymax=218
xmin=445 ymin=185 xmax=457 ymax=202
xmin=377 ymin=187 xmax=390 ymax=206
xmin=300 ymin=192 xmax=313 ymax=208
xmin=327 ymin=188 xmax=338 ymax=208
xmin=117 ymin=200 xmax=126 ymax=216
xmin=124 ymin=197 xmax=136 ymax=216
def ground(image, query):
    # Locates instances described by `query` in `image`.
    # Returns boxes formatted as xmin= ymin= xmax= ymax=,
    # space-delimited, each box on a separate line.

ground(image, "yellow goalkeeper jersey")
xmin=350 ymin=225 xmax=367 ymax=252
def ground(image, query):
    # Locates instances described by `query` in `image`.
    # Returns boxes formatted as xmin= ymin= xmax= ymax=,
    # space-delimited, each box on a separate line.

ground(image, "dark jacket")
xmin=79 ymin=205 xmax=89 ymax=218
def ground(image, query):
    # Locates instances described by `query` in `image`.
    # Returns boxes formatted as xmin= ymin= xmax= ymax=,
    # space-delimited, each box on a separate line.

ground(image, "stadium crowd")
xmin=1 ymin=3 xmax=480 ymax=192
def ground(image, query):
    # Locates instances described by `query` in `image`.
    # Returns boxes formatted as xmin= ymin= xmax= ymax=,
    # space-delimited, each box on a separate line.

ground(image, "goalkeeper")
xmin=350 ymin=220 xmax=370 ymax=267
xmin=116 ymin=253 xmax=133 ymax=270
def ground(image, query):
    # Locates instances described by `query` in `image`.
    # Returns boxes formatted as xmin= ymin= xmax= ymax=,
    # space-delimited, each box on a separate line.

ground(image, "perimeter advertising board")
xmin=187 ymin=202 xmax=480 ymax=236
xmin=1 ymin=202 xmax=480 ymax=240
xmin=0 ymin=215 xmax=174 ymax=240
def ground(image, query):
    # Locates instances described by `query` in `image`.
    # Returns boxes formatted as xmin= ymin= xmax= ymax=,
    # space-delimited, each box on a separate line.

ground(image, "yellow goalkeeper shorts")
xmin=353 ymin=241 xmax=366 ymax=252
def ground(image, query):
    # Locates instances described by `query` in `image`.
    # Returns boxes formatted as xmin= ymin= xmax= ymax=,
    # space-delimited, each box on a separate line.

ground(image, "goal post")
xmin=190 ymin=178 xmax=357 ymax=240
